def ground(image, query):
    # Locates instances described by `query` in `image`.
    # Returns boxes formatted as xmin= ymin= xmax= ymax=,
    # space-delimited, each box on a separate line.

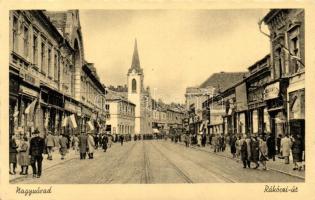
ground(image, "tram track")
xmin=141 ymin=141 xmax=153 ymax=183
xmin=150 ymin=142 xmax=194 ymax=183
xmin=160 ymin=141 xmax=237 ymax=183
xmin=96 ymin=142 xmax=138 ymax=183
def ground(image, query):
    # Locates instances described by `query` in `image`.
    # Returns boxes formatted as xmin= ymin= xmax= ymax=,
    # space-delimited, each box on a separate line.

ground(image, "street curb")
xmin=176 ymin=142 xmax=305 ymax=180
xmin=9 ymin=155 xmax=77 ymax=183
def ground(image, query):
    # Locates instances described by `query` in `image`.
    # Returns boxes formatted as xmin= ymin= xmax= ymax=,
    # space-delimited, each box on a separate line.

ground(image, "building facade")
xmin=105 ymin=90 xmax=135 ymax=137
xmin=263 ymin=9 xmax=305 ymax=142
xmin=9 ymin=10 xmax=106 ymax=138
xmin=201 ymin=9 xmax=305 ymax=148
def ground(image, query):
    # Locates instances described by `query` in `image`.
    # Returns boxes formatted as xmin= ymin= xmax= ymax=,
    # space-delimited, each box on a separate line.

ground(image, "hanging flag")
xmin=44 ymin=112 xmax=49 ymax=128
xmin=13 ymin=111 xmax=19 ymax=117
xmin=62 ymin=116 xmax=68 ymax=127
xmin=69 ymin=114 xmax=78 ymax=129
xmin=87 ymin=120 xmax=94 ymax=131
xmin=25 ymin=99 xmax=37 ymax=116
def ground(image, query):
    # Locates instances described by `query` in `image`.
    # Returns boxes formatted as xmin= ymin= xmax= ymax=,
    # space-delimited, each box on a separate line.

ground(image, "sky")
xmin=79 ymin=9 xmax=270 ymax=104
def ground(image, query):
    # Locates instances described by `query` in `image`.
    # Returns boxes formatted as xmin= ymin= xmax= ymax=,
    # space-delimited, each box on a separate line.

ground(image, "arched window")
xmin=132 ymin=79 xmax=137 ymax=93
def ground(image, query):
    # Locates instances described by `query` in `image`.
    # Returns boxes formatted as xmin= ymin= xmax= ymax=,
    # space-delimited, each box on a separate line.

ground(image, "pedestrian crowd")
xmin=9 ymin=128 xmax=117 ymax=179
xmin=180 ymin=131 xmax=305 ymax=171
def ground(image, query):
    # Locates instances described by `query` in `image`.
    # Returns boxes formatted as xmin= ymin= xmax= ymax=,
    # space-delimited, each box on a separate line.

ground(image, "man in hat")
xmin=78 ymin=132 xmax=88 ymax=160
xmin=29 ymin=129 xmax=45 ymax=178
xmin=45 ymin=131 xmax=55 ymax=160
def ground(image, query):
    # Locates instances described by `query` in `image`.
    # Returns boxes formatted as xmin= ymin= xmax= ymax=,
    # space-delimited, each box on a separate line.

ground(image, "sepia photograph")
xmin=7 ymin=8 xmax=306 ymax=185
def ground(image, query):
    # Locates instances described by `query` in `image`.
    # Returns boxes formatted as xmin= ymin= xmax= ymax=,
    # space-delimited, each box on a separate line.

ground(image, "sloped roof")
xmin=106 ymin=90 xmax=130 ymax=103
xmin=44 ymin=11 xmax=68 ymax=37
xmin=199 ymin=72 xmax=246 ymax=91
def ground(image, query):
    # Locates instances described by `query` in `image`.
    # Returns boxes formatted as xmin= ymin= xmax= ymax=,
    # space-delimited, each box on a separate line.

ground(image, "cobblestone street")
xmin=10 ymin=140 xmax=304 ymax=184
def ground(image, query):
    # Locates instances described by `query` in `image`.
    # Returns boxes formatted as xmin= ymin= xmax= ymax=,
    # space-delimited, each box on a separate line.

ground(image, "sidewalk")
xmin=10 ymin=148 xmax=79 ymax=182
xmin=176 ymin=142 xmax=305 ymax=180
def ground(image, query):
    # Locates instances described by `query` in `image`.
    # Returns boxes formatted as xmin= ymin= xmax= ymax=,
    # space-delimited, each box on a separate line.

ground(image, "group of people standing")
xmin=77 ymin=131 xmax=113 ymax=159
xmin=229 ymin=133 xmax=304 ymax=171
xmin=9 ymin=129 xmax=45 ymax=178
xmin=9 ymin=128 xmax=117 ymax=178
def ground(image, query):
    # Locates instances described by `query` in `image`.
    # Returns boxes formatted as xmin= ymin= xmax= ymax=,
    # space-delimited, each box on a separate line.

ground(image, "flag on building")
xmin=62 ymin=116 xmax=68 ymax=127
xmin=69 ymin=114 xmax=78 ymax=129
xmin=25 ymin=99 xmax=37 ymax=116
xmin=87 ymin=120 xmax=94 ymax=131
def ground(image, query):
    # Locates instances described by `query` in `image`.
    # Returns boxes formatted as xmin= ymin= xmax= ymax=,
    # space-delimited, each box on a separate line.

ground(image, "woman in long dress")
xmin=17 ymin=136 xmax=30 ymax=175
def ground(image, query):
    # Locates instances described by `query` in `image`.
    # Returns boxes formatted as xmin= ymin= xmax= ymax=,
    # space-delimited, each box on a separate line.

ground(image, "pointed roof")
xmin=128 ymin=39 xmax=143 ymax=75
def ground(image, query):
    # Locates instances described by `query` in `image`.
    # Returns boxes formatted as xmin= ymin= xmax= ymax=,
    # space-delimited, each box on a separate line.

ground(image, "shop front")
xmin=247 ymin=86 xmax=267 ymax=136
xmin=63 ymin=99 xmax=81 ymax=136
xmin=235 ymin=83 xmax=249 ymax=135
xmin=264 ymin=80 xmax=289 ymax=139
xmin=81 ymin=105 xmax=94 ymax=133
xmin=40 ymin=86 xmax=64 ymax=136
xmin=288 ymin=88 xmax=305 ymax=149
xmin=9 ymin=72 xmax=20 ymax=138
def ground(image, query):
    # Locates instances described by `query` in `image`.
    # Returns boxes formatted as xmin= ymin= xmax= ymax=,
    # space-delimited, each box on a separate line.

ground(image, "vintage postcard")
xmin=0 ymin=0 xmax=314 ymax=200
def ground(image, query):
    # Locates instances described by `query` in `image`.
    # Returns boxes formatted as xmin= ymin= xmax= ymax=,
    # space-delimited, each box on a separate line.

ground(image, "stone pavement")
xmin=10 ymin=147 xmax=80 ymax=182
xmin=176 ymin=142 xmax=305 ymax=180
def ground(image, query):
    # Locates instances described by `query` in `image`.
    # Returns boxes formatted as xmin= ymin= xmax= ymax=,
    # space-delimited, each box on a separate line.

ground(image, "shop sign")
xmin=20 ymin=85 xmax=39 ymax=97
xmin=64 ymin=101 xmax=79 ymax=114
xmin=82 ymin=107 xmax=92 ymax=117
xmin=10 ymin=77 xmax=19 ymax=94
xmin=19 ymin=69 xmax=39 ymax=87
xmin=264 ymin=82 xmax=280 ymax=100
xmin=235 ymin=83 xmax=248 ymax=111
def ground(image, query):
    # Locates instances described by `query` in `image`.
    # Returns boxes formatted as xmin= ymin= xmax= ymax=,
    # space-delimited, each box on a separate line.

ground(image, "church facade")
xmin=127 ymin=40 xmax=152 ymax=135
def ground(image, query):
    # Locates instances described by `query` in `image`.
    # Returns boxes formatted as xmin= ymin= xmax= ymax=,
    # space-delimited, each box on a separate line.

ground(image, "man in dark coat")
xmin=102 ymin=134 xmax=109 ymax=152
xmin=94 ymin=134 xmax=99 ymax=149
xmin=230 ymin=135 xmax=237 ymax=158
xmin=240 ymin=138 xmax=248 ymax=168
xmin=119 ymin=134 xmax=124 ymax=146
xmin=9 ymin=136 xmax=18 ymax=175
xmin=29 ymin=129 xmax=45 ymax=178
xmin=266 ymin=134 xmax=276 ymax=161
xmin=78 ymin=133 xmax=88 ymax=159
xmin=250 ymin=136 xmax=260 ymax=169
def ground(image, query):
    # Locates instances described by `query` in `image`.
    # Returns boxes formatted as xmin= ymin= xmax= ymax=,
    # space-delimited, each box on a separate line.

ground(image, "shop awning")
xmin=268 ymin=106 xmax=283 ymax=112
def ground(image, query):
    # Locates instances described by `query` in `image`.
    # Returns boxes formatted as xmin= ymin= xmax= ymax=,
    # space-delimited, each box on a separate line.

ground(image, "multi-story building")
xmin=105 ymin=90 xmax=135 ymax=138
xmin=186 ymin=72 xmax=246 ymax=137
xmin=9 ymin=10 xmax=106 ymax=137
xmin=263 ymin=9 xmax=305 ymax=142
xmin=151 ymin=100 xmax=186 ymax=135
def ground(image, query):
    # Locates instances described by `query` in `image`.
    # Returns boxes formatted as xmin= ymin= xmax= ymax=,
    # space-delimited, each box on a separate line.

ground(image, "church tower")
xmin=127 ymin=39 xmax=144 ymax=135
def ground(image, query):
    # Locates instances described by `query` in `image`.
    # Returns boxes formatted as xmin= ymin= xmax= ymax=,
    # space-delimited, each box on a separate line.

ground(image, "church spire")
xmin=128 ymin=38 xmax=143 ymax=74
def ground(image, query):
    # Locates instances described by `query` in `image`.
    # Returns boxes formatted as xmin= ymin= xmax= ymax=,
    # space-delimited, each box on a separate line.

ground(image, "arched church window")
xmin=132 ymin=79 xmax=137 ymax=93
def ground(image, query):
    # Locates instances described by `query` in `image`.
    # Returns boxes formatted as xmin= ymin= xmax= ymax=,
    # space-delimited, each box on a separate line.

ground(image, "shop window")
xmin=289 ymin=89 xmax=305 ymax=119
